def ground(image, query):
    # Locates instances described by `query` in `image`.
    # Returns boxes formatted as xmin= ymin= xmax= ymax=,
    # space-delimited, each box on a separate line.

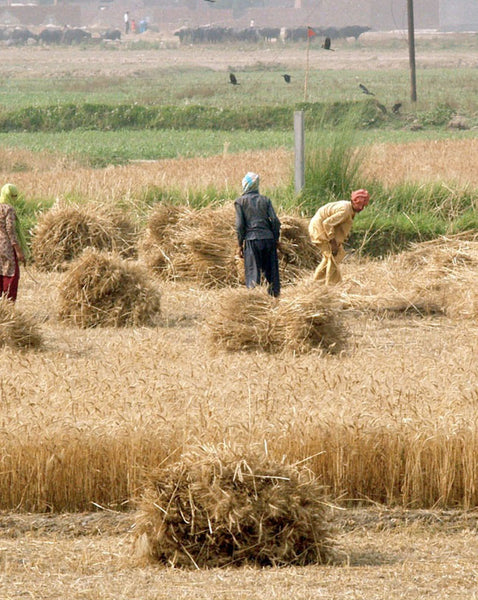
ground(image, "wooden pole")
xmin=407 ymin=0 xmax=417 ymax=102
xmin=303 ymin=34 xmax=311 ymax=102
xmin=294 ymin=111 xmax=305 ymax=194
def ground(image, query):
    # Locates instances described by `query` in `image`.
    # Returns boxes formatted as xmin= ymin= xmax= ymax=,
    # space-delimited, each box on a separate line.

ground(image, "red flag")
xmin=307 ymin=26 xmax=316 ymax=38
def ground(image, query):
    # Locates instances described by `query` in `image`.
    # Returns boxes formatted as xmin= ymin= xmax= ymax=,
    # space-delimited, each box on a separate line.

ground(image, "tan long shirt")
xmin=308 ymin=200 xmax=355 ymax=245
xmin=0 ymin=203 xmax=19 ymax=277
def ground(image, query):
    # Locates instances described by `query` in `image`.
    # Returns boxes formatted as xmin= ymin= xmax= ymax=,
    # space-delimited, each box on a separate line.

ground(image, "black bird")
xmin=322 ymin=37 xmax=334 ymax=50
xmin=203 ymin=0 xmax=216 ymax=2
xmin=283 ymin=74 xmax=291 ymax=83
xmin=359 ymin=83 xmax=374 ymax=96
xmin=229 ymin=73 xmax=239 ymax=85
xmin=392 ymin=102 xmax=402 ymax=114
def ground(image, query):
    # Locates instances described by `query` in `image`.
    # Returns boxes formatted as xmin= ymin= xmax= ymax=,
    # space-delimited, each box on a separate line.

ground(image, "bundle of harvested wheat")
xmin=139 ymin=203 xmax=241 ymax=286
xmin=31 ymin=201 xmax=137 ymax=271
xmin=276 ymin=282 xmax=347 ymax=353
xmin=0 ymin=297 xmax=43 ymax=349
xmin=134 ymin=444 xmax=333 ymax=568
xmin=205 ymin=286 xmax=276 ymax=352
xmin=140 ymin=204 xmax=318 ymax=287
xmin=138 ymin=203 xmax=189 ymax=272
xmin=58 ymin=248 xmax=161 ymax=328
xmin=278 ymin=216 xmax=321 ymax=283
xmin=205 ymin=283 xmax=345 ymax=353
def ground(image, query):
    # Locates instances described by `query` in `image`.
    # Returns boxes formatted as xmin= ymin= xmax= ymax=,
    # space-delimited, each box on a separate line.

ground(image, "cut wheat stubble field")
xmin=1 ymin=232 xmax=478 ymax=598
xmin=1 ymin=42 xmax=478 ymax=596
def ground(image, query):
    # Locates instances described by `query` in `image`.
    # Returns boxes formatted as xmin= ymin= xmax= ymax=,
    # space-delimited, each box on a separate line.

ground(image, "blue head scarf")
xmin=242 ymin=172 xmax=260 ymax=193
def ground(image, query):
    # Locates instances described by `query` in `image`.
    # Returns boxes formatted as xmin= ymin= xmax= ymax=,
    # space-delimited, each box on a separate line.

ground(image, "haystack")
xmin=0 ymin=298 xmax=43 ymax=349
xmin=140 ymin=204 xmax=319 ymax=287
xmin=278 ymin=216 xmax=322 ymax=283
xmin=205 ymin=283 xmax=345 ymax=353
xmin=205 ymin=286 xmax=277 ymax=352
xmin=276 ymin=282 xmax=347 ymax=353
xmin=139 ymin=203 xmax=241 ymax=287
xmin=32 ymin=201 xmax=137 ymax=271
xmin=58 ymin=248 xmax=161 ymax=328
xmin=134 ymin=444 xmax=333 ymax=568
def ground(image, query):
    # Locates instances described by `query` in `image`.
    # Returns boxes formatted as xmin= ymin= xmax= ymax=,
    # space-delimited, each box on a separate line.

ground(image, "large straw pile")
xmin=134 ymin=444 xmax=333 ymax=568
xmin=341 ymin=233 xmax=478 ymax=319
xmin=139 ymin=203 xmax=241 ymax=287
xmin=0 ymin=297 xmax=43 ymax=349
xmin=205 ymin=283 xmax=345 ymax=353
xmin=57 ymin=248 xmax=161 ymax=328
xmin=31 ymin=201 xmax=137 ymax=271
xmin=139 ymin=204 xmax=318 ymax=287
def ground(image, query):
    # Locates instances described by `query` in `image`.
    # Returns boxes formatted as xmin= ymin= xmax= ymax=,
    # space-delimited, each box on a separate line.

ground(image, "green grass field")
xmin=2 ymin=64 xmax=478 ymax=112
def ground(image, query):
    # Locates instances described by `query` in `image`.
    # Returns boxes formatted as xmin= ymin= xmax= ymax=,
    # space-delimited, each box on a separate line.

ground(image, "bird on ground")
xmin=229 ymin=73 xmax=239 ymax=85
xmin=392 ymin=102 xmax=402 ymax=114
xmin=203 ymin=0 xmax=216 ymax=2
xmin=322 ymin=37 xmax=334 ymax=50
xmin=359 ymin=83 xmax=374 ymax=96
xmin=283 ymin=74 xmax=291 ymax=83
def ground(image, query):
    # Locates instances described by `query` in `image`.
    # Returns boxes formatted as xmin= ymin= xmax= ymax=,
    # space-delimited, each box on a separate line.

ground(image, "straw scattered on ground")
xmin=340 ymin=232 xmax=478 ymax=319
xmin=57 ymin=248 xmax=161 ymax=328
xmin=134 ymin=443 xmax=333 ymax=569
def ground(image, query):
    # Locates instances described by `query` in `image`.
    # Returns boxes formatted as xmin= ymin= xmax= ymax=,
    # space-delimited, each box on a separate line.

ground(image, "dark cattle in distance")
xmin=4 ymin=27 xmax=37 ymax=45
xmin=259 ymin=27 xmax=280 ymax=41
xmin=102 ymin=29 xmax=122 ymax=41
xmin=62 ymin=28 xmax=92 ymax=45
xmin=173 ymin=25 xmax=372 ymax=45
xmin=340 ymin=25 xmax=371 ymax=39
xmin=38 ymin=28 xmax=63 ymax=44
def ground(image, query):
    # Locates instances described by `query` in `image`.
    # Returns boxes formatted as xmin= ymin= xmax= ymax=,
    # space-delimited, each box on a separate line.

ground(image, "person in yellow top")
xmin=308 ymin=189 xmax=370 ymax=285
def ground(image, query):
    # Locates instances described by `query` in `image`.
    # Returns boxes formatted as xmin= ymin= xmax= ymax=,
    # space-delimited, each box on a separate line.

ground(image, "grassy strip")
xmin=0 ymin=101 xmax=382 ymax=132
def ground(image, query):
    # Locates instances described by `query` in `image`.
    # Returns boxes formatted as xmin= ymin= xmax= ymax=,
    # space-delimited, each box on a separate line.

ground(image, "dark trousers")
xmin=243 ymin=239 xmax=280 ymax=297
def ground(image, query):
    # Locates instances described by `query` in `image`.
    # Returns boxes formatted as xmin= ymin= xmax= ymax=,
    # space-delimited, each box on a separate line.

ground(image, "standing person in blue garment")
xmin=234 ymin=172 xmax=281 ymax=297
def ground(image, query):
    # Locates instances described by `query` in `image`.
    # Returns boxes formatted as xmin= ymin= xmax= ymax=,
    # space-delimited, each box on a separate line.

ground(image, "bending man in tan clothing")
xmin=308 ymin=189 xmax=370 ymax=285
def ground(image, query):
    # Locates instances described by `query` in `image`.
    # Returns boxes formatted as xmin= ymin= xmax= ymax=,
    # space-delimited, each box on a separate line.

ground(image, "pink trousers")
xmin=0 ymin=256 xmax=19 ymax=301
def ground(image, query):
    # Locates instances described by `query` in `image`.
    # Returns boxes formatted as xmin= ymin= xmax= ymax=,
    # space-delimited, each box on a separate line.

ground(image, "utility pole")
xmin=294 ymin=111 xmax=305 ymax=195
xmin=407 ymin=0 xmax=417 ymax=102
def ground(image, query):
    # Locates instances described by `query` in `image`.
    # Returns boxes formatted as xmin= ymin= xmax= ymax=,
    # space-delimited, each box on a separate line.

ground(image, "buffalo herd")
xmin=173 ymin=25 xmax=370 ymax=44
xmin=0 ymin=26 xmax=122 ymax=45
xmin=0 ymin=24 xmax=370 ymax=46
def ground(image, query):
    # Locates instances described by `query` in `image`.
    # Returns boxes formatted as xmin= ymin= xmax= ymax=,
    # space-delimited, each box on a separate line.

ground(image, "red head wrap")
xmin=351 ymin=189 xmax=370 ymax=211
